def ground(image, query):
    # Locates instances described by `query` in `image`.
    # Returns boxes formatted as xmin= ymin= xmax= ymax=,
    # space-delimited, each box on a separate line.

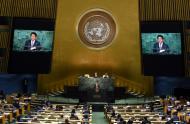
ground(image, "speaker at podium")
xmin=78 ymin=74 xmax=114 ymax=103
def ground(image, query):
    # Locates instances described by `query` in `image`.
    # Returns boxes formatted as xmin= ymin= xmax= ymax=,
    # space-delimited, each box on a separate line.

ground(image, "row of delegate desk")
xmin=0 ymin=101 xmax=30 ymax=124
xmin=16 ymin=104 xmax=92 ymax=124
xmin=104 ymin=104 xmax=181 ymax=124
xmin=0 ymin=95 xmax=34 ymax=124
xmin=1 ymin=96 xmax=93 ymax=124
xmin=163 ymin=98 xmax=190 ymax=123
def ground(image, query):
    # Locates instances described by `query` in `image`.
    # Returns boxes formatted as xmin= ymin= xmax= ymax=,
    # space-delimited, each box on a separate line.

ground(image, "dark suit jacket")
xmin=153 ymin=42 xmax=170 ymax=54
xmin=24 ymin=40 xmax=41 ymax=51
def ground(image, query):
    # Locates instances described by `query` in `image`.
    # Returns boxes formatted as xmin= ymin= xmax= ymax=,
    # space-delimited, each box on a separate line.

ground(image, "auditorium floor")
xmin=92 ymin=112 xmax=108 ymax=124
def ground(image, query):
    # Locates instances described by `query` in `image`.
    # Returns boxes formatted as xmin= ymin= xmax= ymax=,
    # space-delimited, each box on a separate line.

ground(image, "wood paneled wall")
xmin=0 ymin=0 xmax=57 ymax=18
xmin=0 ymin=0 xmax=57 ymax=72
xmin=139 ymin=0 xmax=190 ymax=21
xmin=0 ymin=31 xmax=10 ymax=72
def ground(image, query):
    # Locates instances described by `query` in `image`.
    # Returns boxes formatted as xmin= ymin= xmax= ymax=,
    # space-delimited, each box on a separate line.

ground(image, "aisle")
xmin=92 ymin=112 xmax=108 ymax=124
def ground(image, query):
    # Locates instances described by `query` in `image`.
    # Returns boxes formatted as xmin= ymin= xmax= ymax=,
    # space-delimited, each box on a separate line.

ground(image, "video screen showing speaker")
xmin=13 ymin=30 xmax=54 ymax=52
xmin=142 ymin=33 xmax=182 ymax=55
xmin=8 ymin=18 xmax=55 ymax=73
xmin=141 ymin=21 xmax=184 ymax=76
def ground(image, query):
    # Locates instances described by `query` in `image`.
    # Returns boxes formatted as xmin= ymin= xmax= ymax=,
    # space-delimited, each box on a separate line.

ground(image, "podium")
xmin=79 ymin=76 xmax=114 ymax=103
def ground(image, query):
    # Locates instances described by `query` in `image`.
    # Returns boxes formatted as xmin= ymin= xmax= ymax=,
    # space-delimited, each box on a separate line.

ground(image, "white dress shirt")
xmin=159 ymin=42 xmax=163 ymax=49
xmin=31 ymin=40 xmax=35 ymax=47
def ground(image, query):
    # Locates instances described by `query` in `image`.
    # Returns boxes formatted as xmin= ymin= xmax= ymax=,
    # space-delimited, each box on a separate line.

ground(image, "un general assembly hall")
xmin=1 ymin=0 xmax=190 ymax=124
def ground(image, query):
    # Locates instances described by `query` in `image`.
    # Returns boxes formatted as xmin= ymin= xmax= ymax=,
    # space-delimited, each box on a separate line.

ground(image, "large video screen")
xmin=13 ymin=30 xmax=54 ymax=52
xmin=141 ymin=33 xmax=182 ymax=55
xmin=140 ymin=21 xmax=184 ymax=76
xmin=8 ymin=18 xmax=55 ymax=73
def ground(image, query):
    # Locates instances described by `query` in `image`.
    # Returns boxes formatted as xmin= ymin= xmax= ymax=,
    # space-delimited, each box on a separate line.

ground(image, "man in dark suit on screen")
xmin=153 ymin=35 xmax=170 ymax=54
xmin=24 ymin=32 xmax=41 ymax=51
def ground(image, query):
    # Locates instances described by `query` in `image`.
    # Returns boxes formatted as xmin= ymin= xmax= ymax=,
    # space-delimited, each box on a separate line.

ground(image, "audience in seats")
xmin=105 ymin=103 xmax=113 ymax=112
xmin=141 ymin=117 xmax=151 ymax=124
xmin=82 ymin=114 xmax=90 ymax=124
xmin=118 ymin=117 xmax=127 ymax=124
xmin=0 ymin=91 xmax=92 ymax=123
xmin=111 ymin=109 xmax=116 ymax=117
xmin=70 ymin=109 xmax=79 ymax=120
xmin=13 ymin=100 xmax=20 ymax=109
xmin=115 ymin=114 xmax=122 ymax=122
xmin=127 ymin=117 xmax=134 ymax=124
xmin=104 ymin=97 xmax=190 ymax=124
xmin=65 ymin=118 xmax=70 ymax=124
xmin=2 ymin=89 xmax=190 ymax=124
xmin=172 ymin=112 xmax=180 ymax=121
xmin=83 ymin=108 xmax=90 ymax=115
xmin=55 ymin=104 xmax=63 ymax=111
